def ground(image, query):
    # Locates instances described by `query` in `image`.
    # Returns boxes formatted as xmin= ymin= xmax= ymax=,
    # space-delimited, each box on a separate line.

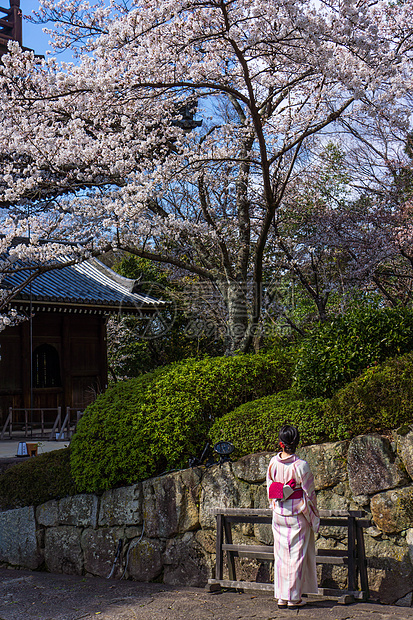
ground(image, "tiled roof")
xmin=3 ymin=257 xmax=163 ymax=312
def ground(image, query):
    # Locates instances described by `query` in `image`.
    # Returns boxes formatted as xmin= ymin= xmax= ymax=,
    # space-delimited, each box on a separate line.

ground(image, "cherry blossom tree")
xmin=264 ymin=142 xmax=354 ymax=329
xmin=1 ymin=0 xmax=413 ymax=350
xmin=301 ymin=119 xmax=413 ymax=310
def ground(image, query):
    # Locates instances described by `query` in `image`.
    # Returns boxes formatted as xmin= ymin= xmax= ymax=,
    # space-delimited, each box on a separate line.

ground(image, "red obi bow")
xmin=269 ymin=478 xmax=296 ymax=500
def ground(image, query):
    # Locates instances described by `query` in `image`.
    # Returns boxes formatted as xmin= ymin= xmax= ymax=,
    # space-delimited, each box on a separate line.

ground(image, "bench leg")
xmin=216 ymin=515 xmax=224 ymax=580
xmin=356 ymin=522 xmax=369 ymax=600
xmin=223 ymin=518 xmax=236 ymax=581
xmin=337 ymin=594 xmax=355 ymax=605
xmin=347 ymin=517 xmax=356 ymax=592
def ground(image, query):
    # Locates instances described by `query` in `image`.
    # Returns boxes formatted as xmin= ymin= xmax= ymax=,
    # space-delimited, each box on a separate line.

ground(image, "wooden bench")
xmin=207 ymin=508 xmax=370 ymax=604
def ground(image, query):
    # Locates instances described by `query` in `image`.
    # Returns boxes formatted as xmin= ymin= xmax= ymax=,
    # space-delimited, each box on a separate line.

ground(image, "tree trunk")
xmin=220 ymin=280 xmax=258 ymax=354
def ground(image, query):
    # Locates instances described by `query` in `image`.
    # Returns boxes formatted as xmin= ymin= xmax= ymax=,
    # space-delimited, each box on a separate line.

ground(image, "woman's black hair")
xmin=279 ymin=425 xmax=300 ymax=454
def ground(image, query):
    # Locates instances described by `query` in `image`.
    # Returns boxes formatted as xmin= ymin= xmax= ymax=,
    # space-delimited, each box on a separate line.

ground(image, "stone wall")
xmin=1 ymin=431 xmax=413 ymax=605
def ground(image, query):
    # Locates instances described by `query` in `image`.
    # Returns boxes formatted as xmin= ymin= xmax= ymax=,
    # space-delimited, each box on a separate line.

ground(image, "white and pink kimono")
xmin=266 ymin=453 xmax=320 ymax=602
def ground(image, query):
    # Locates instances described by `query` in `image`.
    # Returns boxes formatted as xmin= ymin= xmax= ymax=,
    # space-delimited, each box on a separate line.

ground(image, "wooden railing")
xmin=207 ymin=508 xmax=370 ymax=605
xmin=56 ymin=408 xmax=84 ymax=440
xmin=0 ymin=407 xmax=84 ymax=440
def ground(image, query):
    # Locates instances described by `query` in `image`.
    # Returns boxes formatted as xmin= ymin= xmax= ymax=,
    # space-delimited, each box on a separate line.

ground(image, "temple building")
xmin=0 ymin=257 xmax=161 ymax=430
xmin=0 ymin=1 xmax=187 ymax=438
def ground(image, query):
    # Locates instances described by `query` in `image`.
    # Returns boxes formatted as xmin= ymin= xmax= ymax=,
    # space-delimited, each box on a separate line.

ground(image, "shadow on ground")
xmin=0 ymin=568 xmax=411 ymax=620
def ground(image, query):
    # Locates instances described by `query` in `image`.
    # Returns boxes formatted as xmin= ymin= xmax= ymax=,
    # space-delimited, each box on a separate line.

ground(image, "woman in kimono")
xmin=266 ymin=425 xmax=320 ymax=610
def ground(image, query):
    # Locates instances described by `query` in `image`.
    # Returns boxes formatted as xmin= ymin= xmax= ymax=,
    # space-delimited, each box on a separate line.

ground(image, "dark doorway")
xmin=32 ymin=344 xmax=62 ymax=389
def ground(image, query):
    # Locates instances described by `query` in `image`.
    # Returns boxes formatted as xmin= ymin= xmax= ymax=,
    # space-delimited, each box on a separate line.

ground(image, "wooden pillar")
xmin=215 ymin=514 xmax=223 ymax=580
xmin=356 ymin=521 xmax=369 ymax=599
xmin=223 ymin=517 xmax=236 ymax=581
xmin=347 ymin=516 xmax=356 ymax=592
xmin=62 ymin=314 xmax=71 ymax=410
xmin=100 ymin=316 xmax=108 ymax=391
xmin=21 ymin=320 xmax=30 ymax=409
xmin=10 ymin=0 xmax=22 ymax=45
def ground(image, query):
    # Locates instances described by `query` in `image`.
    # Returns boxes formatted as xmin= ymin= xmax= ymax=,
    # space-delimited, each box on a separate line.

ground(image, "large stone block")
xmin=142 ymin=468 xmax=200 ymax=538
xmin=232 ymin=452 xmax=273 ymax=483
xmin=253 ymin=482 xmax=268 ymax=509
xmin=365 ymin=535 xmax=413 ymax=604
xmin=371 ymin=487 xmax=413 ymax=533
xmin=82 ymin=528 xmax=125 ymax=578
xmin=44 ymin=526 xmax=83 ymax=575
xmin=0 ymin=506 xmax=42 ymax=569
xmin=347 ymin=435 xmax=408 ymax=496
xmin=99 ymin=484 xmax=142 ymax=526
xmin=127 ymin=537 xmax=163 ymax=582
xmin=395 ymin=429 xmax=413 ymax=480
xmin=36 ymin=500 xmax=59 ymax=527
xmin=199 ymin=462 xmax=252 ymax=529
xmin=58 ymin=494 xmax=99 ymax=528
xmin=194 ymin=529 xmax=217 ymax=555
xmin=163 ymin=532 xmax=211 ymax=586
xmin=316 ymin=483 xmax=353 ymax=512
xmin=298 ymin=441 xmax=348 ymax=491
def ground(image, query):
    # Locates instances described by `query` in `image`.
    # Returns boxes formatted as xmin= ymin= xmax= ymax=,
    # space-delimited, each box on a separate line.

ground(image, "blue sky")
xmin=22 ymin=1 xmax=76 ymax=61
xmin=22 ymin=1 xmax=53 ymax=55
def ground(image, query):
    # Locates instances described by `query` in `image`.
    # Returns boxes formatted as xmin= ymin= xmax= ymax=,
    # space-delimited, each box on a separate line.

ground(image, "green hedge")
xmin=70 ymin=350 xmax=294 ymax=492
xmin=323 ymin=352 xmax=413 ymax=441
xmin=209 ymin=389 xmax=327 ymax=458
xmin=70 ymin=368 xmax=165 ymax=493
xmin=294 ymin=306 xmax=413 ymax=397
xmin=5 ymin=351 xmax=413 ymax=508
xmin=0 ymin=448 xmax=76 ymax=510
xmin=211 ymin=351 xmax=413 ymax=455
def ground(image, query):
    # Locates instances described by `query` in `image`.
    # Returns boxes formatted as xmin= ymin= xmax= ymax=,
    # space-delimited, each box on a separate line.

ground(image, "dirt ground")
xmin=0 ymin=568 xmax=412 ymax=620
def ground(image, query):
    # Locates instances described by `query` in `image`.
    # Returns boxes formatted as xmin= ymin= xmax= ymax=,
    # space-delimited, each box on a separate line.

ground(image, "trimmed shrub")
xmin=323 ymin=352 xmax=413 ymax=441
xmin=70 ymin=368 xmax=166 ymax=493
xmin=0 ymin=448 xmax=76 ymax=510
xmin=209 ymin=389 xmax=327 ymax=458
xmin=211 ymin=351 xmax=413 ymax=456
xmin=294 ymin=306 xmax=413 ymax=397
xmin=70 ymin=350 xmax=294 ymax=492
xmin=6 ymin=352 xmax=413 ymax=506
